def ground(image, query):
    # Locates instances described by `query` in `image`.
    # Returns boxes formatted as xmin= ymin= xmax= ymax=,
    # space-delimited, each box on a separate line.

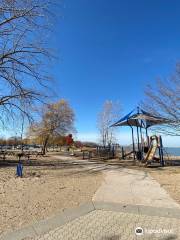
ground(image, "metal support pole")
xmin=146 ymin=128 xmax=149 ymax=147
xmin=131 ymin=126 xmax=135 ymax=160
xmin=140 ymin=126 xmax=143 ymax=149
xmin=159 ymin=136 xmax=164 ymax=167
xmin=140 ymin=126 xmax=143 ymax=161
xmin=136 ymin=126 xmax=140 ymax=152
xmin=127 ymin=120 xmax=135 ymax=160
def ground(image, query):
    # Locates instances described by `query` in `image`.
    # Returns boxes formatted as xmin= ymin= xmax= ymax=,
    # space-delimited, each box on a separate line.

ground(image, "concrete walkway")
xmin=93 ymin=168 xmax=180 ymax=209
xmin=2 ymin=202 xmax=180 ymax=240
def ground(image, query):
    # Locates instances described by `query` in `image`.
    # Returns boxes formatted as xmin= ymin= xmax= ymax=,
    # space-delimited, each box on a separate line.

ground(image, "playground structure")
xmin=143 ymin=135 xmax=164 ymax=166
xmin=111 ymin=107 xmax=168 ymax=166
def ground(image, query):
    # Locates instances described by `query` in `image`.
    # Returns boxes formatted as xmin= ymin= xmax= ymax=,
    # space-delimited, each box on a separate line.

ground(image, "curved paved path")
xmin=93 ymin=168 xmax=180 ymax=208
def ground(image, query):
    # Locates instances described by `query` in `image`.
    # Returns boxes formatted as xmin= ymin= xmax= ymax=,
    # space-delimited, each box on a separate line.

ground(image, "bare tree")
xmin=143 ymin=63 xmax=180 ymax=136
xmin=97 ymin=100 xmax=122 ymax=146
xmin=29 ymin=99 xmax=75 ymax=154
xmin=0 ymin=0 xmax=55 ymax=123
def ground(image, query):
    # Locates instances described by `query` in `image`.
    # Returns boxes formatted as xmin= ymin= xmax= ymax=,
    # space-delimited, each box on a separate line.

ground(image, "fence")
xmin=82 ymin=145 xmax=120 ymax=160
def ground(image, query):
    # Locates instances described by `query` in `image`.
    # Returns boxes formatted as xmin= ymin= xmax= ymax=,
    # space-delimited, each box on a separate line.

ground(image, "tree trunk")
xmin=42 ymin=136 xmax=49 ymax=155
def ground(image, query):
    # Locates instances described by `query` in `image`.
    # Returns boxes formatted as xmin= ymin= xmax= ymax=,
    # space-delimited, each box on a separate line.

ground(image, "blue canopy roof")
xmin=111 ymin=107 xmax=169 ymax=129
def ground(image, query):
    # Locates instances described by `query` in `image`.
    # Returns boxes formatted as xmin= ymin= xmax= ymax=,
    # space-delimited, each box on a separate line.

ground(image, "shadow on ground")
xmin=0 ymin=152 xmax=179 ymax=178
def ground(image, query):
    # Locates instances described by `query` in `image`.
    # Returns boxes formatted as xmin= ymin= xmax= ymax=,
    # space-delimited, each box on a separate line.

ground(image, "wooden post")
xmin=112 ymin=146 xmax=115 ymax=158
xmin=3 ymin=152 xmax=6 ymax=160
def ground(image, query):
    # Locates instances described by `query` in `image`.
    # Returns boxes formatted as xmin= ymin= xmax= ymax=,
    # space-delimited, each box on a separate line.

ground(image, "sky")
xmin=6 ymin=0 xmax=180 ymax=146
xmin=47 ymin=0 xmax=180 ymax=146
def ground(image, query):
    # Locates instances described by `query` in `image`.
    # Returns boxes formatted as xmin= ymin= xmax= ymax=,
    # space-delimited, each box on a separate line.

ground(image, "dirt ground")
xmin=148 ymin=166 xmax=180 ymax=205
xmin=0 ymin=154 xmax=103 ymax=236
xmin=1 ymin=152 xmax=180 ymax=237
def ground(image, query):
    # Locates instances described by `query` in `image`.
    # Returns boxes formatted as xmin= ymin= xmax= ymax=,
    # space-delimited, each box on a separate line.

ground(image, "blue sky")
xmin=4 ymin=0 xmax=178 ymax=146
xmin=47 ymin=0 xmax=180 ymax=146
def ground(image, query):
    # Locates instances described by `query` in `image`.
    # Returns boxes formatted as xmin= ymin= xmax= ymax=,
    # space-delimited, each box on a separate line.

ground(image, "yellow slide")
xmin=144 ymin=136 xmax=158 ymax=163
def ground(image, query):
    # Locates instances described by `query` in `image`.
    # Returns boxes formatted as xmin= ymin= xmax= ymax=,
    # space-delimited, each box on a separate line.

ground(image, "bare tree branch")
xmin=97 ymin=100 xmax=122 ymax=146
xmin=0 ymin=0 xmax=56 ymax=124
xmin=142 ymin=63 xmax=180 ymax=135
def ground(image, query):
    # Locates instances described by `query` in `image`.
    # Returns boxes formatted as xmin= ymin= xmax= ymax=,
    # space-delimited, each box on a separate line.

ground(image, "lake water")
xmin=164 ymin=147 xmax=180 ymax=156
xmin=123 ymin=146 xmax=180 ymax=156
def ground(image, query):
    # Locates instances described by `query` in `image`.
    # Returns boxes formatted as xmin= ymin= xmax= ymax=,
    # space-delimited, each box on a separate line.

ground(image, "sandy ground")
xmin=1 ymin=152 xmax=180 ymax=237
xmin=0 ymin=154 xmax=102 ymax=236
xmin=148 ymin=166 xmax=180 ymax=205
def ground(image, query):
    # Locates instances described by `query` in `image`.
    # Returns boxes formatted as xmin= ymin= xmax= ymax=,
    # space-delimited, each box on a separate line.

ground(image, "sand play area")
xmin=0 ymin=152 xmax=180 ymax=237
xmin=0 ymin=153 xmax=102 ymax=236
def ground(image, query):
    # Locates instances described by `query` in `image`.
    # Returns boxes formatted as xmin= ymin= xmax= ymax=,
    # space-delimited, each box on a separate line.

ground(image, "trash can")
xmin=16 ymin=162 xmax=23 ymax=177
